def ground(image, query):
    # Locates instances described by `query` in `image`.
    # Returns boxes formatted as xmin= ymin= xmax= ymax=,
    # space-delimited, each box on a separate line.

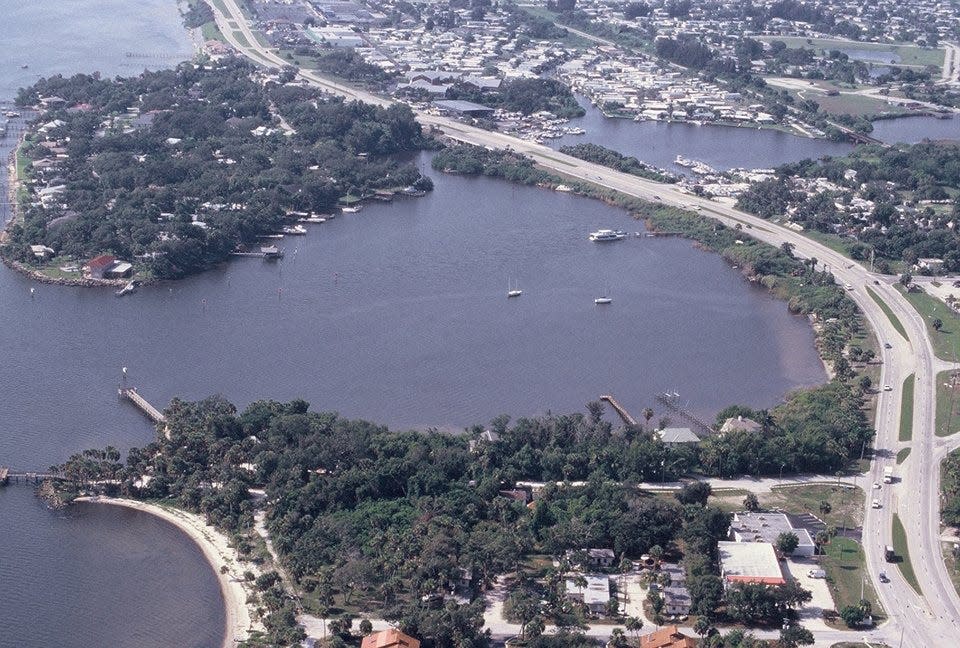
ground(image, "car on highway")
xmin=873 ymin=481 xmax=881 ymax=489
xmin=653 ymin=195 xmax=662 ymax=201
xmin=872 ymin=499 xmax=882 ymax=508
xmin=879 ymin=571 xmax=890 ymax=583
xmin=883 ymin=385 xmax=892 ymax=391
xmin=884 ymin=342 xmax=892 ymax=349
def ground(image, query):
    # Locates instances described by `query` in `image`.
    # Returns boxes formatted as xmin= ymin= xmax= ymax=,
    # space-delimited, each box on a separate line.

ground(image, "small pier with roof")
xmin=600 ymin=394 xmax=638 ymax=427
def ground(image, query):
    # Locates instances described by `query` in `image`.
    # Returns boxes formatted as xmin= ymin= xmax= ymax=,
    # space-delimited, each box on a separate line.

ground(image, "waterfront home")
xmin=657 ymin=427 xmax=700 ymax=445
xmin=30 ymin=245 xmax=55 ymax=261
xmin=720 ymin=415 xmax=762 ymax=434
xmin=86 ymin=254 xmax=117 ymax=279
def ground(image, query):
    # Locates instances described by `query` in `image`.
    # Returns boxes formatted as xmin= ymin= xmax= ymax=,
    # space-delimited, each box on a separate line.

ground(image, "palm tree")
xmin=693 ymin=616 xmax=712 ymax=639
xmin=625 ymin=616 xmax=644 ymax=643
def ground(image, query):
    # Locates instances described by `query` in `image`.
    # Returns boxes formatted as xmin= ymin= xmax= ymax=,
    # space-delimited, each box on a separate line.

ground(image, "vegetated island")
xmin=2 ymin=58 xmax=434 ymax=285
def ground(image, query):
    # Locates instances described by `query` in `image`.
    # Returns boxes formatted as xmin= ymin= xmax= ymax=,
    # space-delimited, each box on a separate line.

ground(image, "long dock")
xmin=119 ymin=387 xmax=166 ymax=424
xmin=600 ymin=394 xmax=638 ymax=426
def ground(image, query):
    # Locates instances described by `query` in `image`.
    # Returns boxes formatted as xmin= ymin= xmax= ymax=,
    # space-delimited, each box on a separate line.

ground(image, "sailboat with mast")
xmin=507 ymin=279 xmax=522 ymax=298
xmin=594 ymin=285 xmax=612 ymax=305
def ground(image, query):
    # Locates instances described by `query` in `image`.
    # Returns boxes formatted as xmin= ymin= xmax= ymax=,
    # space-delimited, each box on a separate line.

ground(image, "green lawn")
xmin=232 ymin=30 xmax=251 ymax=48
xmin=899 ymin=286 xmax=960 ymax=361
xmin=899 ymin=374 xmax=915 ymax=441
xmin=896 ymin=448 xmax=911 ymax=464
xmin=821 ymin=536 xmax=883 ymax=617
xmin=765 ymin=484 xmax=864 ymax=531
xmin=866 ymin=286 xmax=909 ymax=341
xmin=810 ymin=91 xmax=908 ymax=118
xmin=757 ymin=36 xmax=945 ymax=68
xmin=936 ymin=370 xmax=960 ymax=437
xmin=516 ymin=7 xmax=595 ymax=49
xmin=200 ymin=21 xmax=225 ymax=43
xmin=892 ymin=514 xmax=922 ymax=594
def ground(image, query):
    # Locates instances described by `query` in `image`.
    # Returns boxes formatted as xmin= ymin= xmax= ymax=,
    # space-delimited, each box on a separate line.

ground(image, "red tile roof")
xmin=639 ymin=625 xmax=697 ymax=648
xmin=88 ymin=254 xmax=116 ymax=270
xmin=360 ymin=629 xmax=420 ymax=648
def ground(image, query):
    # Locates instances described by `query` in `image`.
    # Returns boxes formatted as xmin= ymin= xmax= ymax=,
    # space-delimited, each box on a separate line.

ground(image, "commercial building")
xmin=729 ymin=512 xmax=816 ymax=557
xmin=717 ymin=541 xmax=785 ymax=586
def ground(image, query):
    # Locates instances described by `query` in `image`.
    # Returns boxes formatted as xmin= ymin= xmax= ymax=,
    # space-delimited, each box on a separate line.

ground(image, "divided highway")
xmin=205 ymin=1 xmax=960 ymax=644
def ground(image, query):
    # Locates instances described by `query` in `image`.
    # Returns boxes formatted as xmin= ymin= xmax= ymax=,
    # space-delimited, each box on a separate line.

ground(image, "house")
xmin=916 ymin=258 xmax=945 ymax=273
xmin=720 ymin=415 xmax=762 ymax=434
xmin=86 ymin=254 xmax=117 ymax=279
xmin=663 ymin=586 xmax=691 ymax=616
xmin=729 ymin=512 xmax=816 ymax=557
xmin=639 ymin=625 xmax=697 ymax=648
xmin=658 ymin=427 xmax=700 ymax=445
xmin=30 ymin=244 xmax=55 ymax=260
xmin=587 ymin=547 xmax=616 ymax=568
xmin=564 ymin=574 xmax=611 ymax=615
xmin=361 ymin=629 xmax=420 ymax=648
xmin=717 ymin=541 xmax=785 ymax=586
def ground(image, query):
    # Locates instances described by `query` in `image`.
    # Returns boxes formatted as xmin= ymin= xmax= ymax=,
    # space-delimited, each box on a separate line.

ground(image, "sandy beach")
xmin=77 ymin=496 xmax=262 ymax=648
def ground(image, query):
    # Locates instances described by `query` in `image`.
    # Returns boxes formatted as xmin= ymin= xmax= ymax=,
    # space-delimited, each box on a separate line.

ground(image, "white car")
xmin=872 ymin=499 xmax=882 ymax=509
xmin=873 ymin=481 xmax=881 ymax=489
xmin=883 ymin=385 xmax=893 ymax=391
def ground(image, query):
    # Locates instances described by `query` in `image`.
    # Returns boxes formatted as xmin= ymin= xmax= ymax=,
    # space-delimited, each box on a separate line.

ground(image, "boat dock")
xmin=655 ymin=392 xmax=714 ymax=437
xmin=600 ymin=394 xmax=638 ymax=426
xmin=0 ymin=467 xmax=65 ymax=485
xmin=119 ymin=387 xmax=166 ymax=424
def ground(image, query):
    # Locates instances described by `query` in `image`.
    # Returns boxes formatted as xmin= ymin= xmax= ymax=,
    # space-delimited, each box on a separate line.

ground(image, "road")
xmin=941 ymin=42 xmax=960 ymax=86
xmin=206 ymin=2 xmax=960 ymax=645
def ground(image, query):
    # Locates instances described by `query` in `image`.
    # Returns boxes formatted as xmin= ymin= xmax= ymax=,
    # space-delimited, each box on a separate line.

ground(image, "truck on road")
xmin=883 ymin=466 xmax=895 ymax=483
xmin=885 ymin=545 xmax=896 ymax=562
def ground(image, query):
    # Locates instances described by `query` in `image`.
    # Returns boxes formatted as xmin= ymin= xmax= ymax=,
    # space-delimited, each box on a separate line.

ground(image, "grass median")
xmin=866 ymin=286 xmax=909 ymax=341
xmin=899 ymin=374 xmax=915 ymax=441
xmin=897 ymin=448 xmax=911 ymax=464
xmin=892 ymin=513 xmax=922 ymax=594
xmin=937 ymin=370 xmax=960 ymax=437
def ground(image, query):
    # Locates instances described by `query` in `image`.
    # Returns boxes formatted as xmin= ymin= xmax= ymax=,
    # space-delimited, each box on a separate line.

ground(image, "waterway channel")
xmin=0 ymin=1 xmax=954 ymax=645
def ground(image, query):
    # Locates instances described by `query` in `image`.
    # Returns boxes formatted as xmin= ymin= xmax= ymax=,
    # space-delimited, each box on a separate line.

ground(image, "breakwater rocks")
xmin=0 ymin=256 xmax=128 ymax=288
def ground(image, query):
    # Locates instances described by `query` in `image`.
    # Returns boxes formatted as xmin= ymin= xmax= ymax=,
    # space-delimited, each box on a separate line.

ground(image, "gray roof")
xmin=658 ymin=427 xmax=700 ymax=444
xmin=432 ymin=99 xmax=494 ymax=113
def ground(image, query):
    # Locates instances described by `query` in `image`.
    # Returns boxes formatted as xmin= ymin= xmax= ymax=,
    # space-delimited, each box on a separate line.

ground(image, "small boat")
xmin=20 ymin=64 xmax=28 ymax=70
xmin=507 ymin=279 xmax=522 ymax=298
xmin=341 ymin=205 xmax=362 ymax=213
xmin=300 ymin=216 xmax=327 ymax=223
xmin=115 ymin=280 xmax=141 ymax=297
xmin=588 ymin=229 xmax=627 ymax=242
xmin=282 ymin=225 xmax=307 ymax=235
xmin=4 ymin=111 xmax=19 ymax=118
xmin=594 ymin=297 xmax=612 ymax=305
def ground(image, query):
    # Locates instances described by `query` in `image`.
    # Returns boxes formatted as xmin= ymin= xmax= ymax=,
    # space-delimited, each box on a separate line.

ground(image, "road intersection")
xmin=205 ymin=2 xmax=960 ymax=644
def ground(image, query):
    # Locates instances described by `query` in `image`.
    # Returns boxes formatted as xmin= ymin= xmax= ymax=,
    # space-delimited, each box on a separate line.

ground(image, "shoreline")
xmin=75 ymin=496 xmax=262 ymax=648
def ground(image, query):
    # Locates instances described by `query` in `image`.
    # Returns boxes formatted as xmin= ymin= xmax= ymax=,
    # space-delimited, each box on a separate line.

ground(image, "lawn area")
xmin=943 ymin=541 xmax=960 ymax=600
xmin=899 ymin=285 xmax=960 ymax=361
xmin=899 ymin=374 xmax=915 ymax=441
xmin=892 ymin=513 xmax=921 ymax=594
xmin=936 ymin=370 xmax=960 ymax=437
xmin=896 ymin=448 xmax=911 ymax=464
xmin=232 ymin=30 xmax=251 ymax=48
xmin=821 ymin=536 xmax=883 ymax=617
xmin=516 ymin=7 xmax=595 ymax=49
xmin=764 ymin=484 xmax=864 ymax=531
xmin=810 ymin=91 xmax=907 ymax=117
xmin=201 ymin=21 xmax=225 ymax=43
xmin=866 ymin=286 xmax=909 ymax=341
xmin=757 ymin=36 xmax=945 ymax=68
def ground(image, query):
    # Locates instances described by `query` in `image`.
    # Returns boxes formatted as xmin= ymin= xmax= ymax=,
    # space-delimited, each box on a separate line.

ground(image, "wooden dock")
xmin=600 ymin=394 xmax=638 ymax=427
xmin=655 ymin=392 xmax=714 ymax=437
xmin=0 ymin=467 xmax=8 ymax=486
xmin=119 ymin=387 xmax=166 ymax=424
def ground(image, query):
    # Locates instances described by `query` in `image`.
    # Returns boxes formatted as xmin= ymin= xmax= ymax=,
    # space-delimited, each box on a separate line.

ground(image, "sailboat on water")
xmin=594 ymin=285 xmax=612 ymax=305
xmin=507 ymin=279 xmax=522 ymax=298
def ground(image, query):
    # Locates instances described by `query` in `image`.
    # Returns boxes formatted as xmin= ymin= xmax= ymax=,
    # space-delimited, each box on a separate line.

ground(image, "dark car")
xmin=879 ymin=572 xmax=890 ymax=583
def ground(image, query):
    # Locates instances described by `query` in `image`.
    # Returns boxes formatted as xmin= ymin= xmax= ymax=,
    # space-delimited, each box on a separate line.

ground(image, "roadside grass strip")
xmin=899 ymin=374 xmax=915 ymax=441
xmin=896 ymin=448 xmax=911 ymax=464
xmin=936 ymin=370 xmax=960 ymax=437
xmin=866 ymin=286 xmax=909 ymax=341
xmin=892 ymin=513 xmax=922 ymax=594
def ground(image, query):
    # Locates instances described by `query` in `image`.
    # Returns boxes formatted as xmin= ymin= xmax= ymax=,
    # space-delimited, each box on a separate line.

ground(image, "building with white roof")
xmin=718 ymin=541 xmax=785 ymax=586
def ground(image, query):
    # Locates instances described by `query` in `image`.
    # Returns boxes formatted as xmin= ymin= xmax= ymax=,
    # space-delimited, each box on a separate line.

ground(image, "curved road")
xmin=206 ymin=2 xmax=960 ymax=644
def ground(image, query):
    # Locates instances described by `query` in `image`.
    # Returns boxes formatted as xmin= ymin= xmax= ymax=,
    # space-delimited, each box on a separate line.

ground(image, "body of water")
xmin=550 ymin=98 xmax=853 ymax=174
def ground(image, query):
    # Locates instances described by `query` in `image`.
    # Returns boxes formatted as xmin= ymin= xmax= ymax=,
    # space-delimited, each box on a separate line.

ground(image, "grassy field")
xmin=232 ymin=30 xmax=251 ymax=48
xmin=899 ymin=286 xmax=960 ymax=362
xmin=809 ymin=91 xmax=907 ymax=118
xmin=892 ymin=513 xmax=922 ymax=594
xmin=757 ymin=36 xmax=945 ymax=68
xmin=201 ymin=21 xmax=226 ymax=43
xmin=866 ymin=286 xmax=909 ymax=341
xmin=516 ymin=7 xmax=595 ymax=49
xmin=899 ymin=374 xmax=915 ymax=442
xmin=821 ymin=536 xmax=883 ymax=617
xmin=765 ymin=484 xmax=864 ymax=530
xmin=896 ymin=448 xmax=911 ymax=464
xmin=936 ymin=370 xmax=960 ymax=437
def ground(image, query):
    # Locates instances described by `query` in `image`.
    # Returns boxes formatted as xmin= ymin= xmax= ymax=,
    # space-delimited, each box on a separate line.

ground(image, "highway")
xmin=206 ymin=1 xmax=960 ymax=644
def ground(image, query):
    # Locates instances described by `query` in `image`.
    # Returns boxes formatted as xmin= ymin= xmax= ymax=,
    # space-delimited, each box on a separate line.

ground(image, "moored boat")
xmin=588 ymin=229 xmax=627 ymax=242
